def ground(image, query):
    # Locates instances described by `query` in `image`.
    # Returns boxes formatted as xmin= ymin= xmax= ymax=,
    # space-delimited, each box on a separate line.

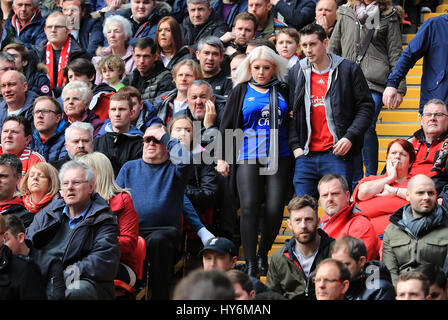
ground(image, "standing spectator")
xmin=288 ymin=23 xmax=373 ymax=199
xmin=61 ymin=0 xmax=104 ymax=58
xmin=395 ymin=271 xmax=432 ymax=300
xmin=315 ymin=0 xmax=338 ymax=37
xmin=122 ymin=37 xmax=175 ymax=104
xmin=92 ymin=15 xmax=135 ymax=85
xmin=328 ymin=0 xmax=405 ymax=181
xmin=314 ymin=258 xmax=351 ymax=300
xmin=382 ymin=174 xmax=448 ymax=285
xmin=181 ymin=0 xmax=228 ymax=50
xmin=331 ymin=235 xmax=396 ymax=300
xmin=270 ymin=0 xmax=317 ymax=31
xmin=211 ymin=0 xmax=248 ymax=28
xmin=26 ymin=160 xmax=120 ymax=300
xmin=30 ymin=96 xmax=69 ymax=165
xmin=3 ymin=43 xmax=52 ymax=97
xmin=155 ymin=16 xmax=193 ymax=71
xmin=4 ymin=0 xmax=46 ymax=49
xmin=266 ymin=195 xmax=335 ymax=300
xmin=248 ymin=0 xmax=287 ymax=41
xmin=121 ymin=0 xmax=161 ymax=43
xmin=383 ymin=14 xmax=448 ymax=113
xmin=216 ymin=46 xmax=293 ymax=277
xmin=318 ymin=174 xmax=379 ymax=261
xmin=196 ymin=36 xmax=233 ymax=97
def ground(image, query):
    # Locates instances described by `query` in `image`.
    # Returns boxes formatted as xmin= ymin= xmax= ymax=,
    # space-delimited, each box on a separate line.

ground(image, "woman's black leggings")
xmin=236 ymin=156 xmax=294 ymax=261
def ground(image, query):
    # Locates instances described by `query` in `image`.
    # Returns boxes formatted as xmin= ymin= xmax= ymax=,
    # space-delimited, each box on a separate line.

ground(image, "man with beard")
xmin=265 ymin=195 xmax=335 ymax=300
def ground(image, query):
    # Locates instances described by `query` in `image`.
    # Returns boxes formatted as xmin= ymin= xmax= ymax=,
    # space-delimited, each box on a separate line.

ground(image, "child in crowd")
xmin=275 ymin=28 xmax=301 ymax=69
xmin=97 ymin=54 xmax=126 ymax=91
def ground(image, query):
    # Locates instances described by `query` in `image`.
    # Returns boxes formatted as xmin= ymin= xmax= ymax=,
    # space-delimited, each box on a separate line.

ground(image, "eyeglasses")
xmin=46 ymin=25 xmax=67 ymax=30
xmin=143 ymin=136 xmax=161 ymax=144
xmin=61 ymin=180 xmax=88 ymax=188
xmin=33 ymin=109 xmax=58 ymax=116
xmin=422 ymin=112 xmax=448 ymax=119
xmin=312 ymin=277 xmax=344 ymax=285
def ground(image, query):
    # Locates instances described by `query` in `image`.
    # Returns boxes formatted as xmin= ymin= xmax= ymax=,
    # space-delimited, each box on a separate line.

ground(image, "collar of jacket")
xmin=320 ymin=202 xmax=356 ymax=226
xmin=0 ymin=246 xmax=11 ymax=271
xmin=412 ymin=128 xmax=448 ymax=145
xmin=283 ymin=228 xmax=334 ymax=261
xmin=389 ymin=202 xmax=448 ymax=232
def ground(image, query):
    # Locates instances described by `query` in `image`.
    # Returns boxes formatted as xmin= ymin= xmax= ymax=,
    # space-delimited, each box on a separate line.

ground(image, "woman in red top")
xmin=79 ymin=152 xmax=139 ymax=286
xmin=353 ymin=138 xmax=416 ymax=245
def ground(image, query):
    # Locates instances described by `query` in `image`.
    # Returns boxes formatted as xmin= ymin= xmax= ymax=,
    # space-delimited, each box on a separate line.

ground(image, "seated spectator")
xmin=220 ymin=12 xmax=257 ymax=58
xmin=92 ymin=15 xmax=135 ymax=86
xmin=275 ymin=28 xmax=300 ymax=70
xmin=415 ymin=263 xmax=448 ymax=300
xmin=97 ymin=54 xmax=126 ymax=91
xmin=3 ymin=43 xmax=52 ymax=97
xmin=270 ymin=0 xmax=317 ymax=30
xmin=352 ymin=138 xmax=415 ymax=243
xmin=227 ymin=269 xmax=256 ymax=300
xmin=0 ymin=70 xmax=39 ymax=128
xmin=0 ymin=214 xmax=46 ymax=299
xmin=34 ymin=12 xmax=89 ymax=97
xmin=314 ymin=258 xmax=351 ymax=300
xmin=248 ymin=0 xmax=287 ymax=41
xmin=382 ymin=174 xmax=448 ymax=285
xmin=92 ymin=0 xmax=131 ymax=19
xmin=331 ymin=235 xmax=396 ymax=300
xmin=20 ymin=162 xmax=61 ymax=215
xmin=30 ymin=96 xmax=69 ymax=165
xmin=3 ymin=214 xmax=30 ymax=256
xmin=123 ymin=37 xmax=175 ymax=104
xmin=196 ymin=36 xmax=233 ymax=97
xmin=211 ymin=0 xmax=248 ymax=29
xmin=52 ymin=121 xmax=95 ymax=170
xmin=318 ymin=174 xmax=379 ymax=261
xmin=4 ymin=0 xmax=46 ymax=49
xmin=0 ymin=154 xmax=34 ymax=227
xmin=0 ymin=52 xmax=16 ymax=81
xmin=245 ymin=37 xmax=277 ymax=54
xmin=0 ymin=10 xmax=19 ymax=51
xmin=78 ymin=152 xmax=139 ymax=287
xmin=315 ymin=0 xmax=338 ymax=37
xmin=154 ymin=59 xmax=204 ymax=125
xmin=94 ymin=92 xmax=144 ymax=177
xmin=26 ymin=160 xmax=120 ymax=300
xmin=395 ymin=271 xmax=432 ymax=300
xmin=266 ymin=195 xmax=335 ymax=300
xmin=230 ymin=53 xmax=246 ymax=83
xmin=181 ymin=0 xmax=228 ymax=51
xmin=61 ymin=81 xmax=104 ymax=137
xmin=65 ymin=58 xmax=116 ymax=121
xmin=155 ymin=16 xmax=193 ymax=71
xmin=121 ymin=0 xmax=162 ymax=44
xmin=117 ymin=85 xmax=162 ymax=132
xmin=61 ymin=0 xmax=104 ymax=58
xmin=0 ymin=115 xmax=45 ymax=178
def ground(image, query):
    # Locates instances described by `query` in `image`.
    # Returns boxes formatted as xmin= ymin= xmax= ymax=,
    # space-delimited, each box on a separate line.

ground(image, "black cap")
xmin=199 ymin=237 xmax=237 ymax=257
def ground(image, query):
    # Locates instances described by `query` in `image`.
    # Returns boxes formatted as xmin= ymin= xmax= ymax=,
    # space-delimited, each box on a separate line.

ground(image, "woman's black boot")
xmin=258 ymin=254 xmax=269 ymax=277
xmin=246 ymin=258 xmax=260 ymax=278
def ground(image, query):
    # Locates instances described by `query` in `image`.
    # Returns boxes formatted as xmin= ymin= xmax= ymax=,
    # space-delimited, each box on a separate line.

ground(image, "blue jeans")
xmin=353 ymin=91 xmax=383 ymax=186
xmin=293 ymin=150 xmax=354 ymax=200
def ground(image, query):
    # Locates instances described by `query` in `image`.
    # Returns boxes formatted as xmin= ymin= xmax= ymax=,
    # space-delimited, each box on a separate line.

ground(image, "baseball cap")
xmin=199 ymin=237 xmax=238 ymax=257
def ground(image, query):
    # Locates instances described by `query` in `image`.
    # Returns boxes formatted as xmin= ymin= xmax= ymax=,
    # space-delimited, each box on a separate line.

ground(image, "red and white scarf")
xmin=12 ymin=9 xmax=39 ymax=36
xmin=46 ymin=37 xmax=71 ymax=88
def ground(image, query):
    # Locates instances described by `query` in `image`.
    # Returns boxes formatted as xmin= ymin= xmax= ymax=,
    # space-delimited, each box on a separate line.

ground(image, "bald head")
xmin=0 ymin=70 xmax=28 ymax=110
xmin=406 ymin=174 xmax=437 ymax=218
xmin=407 ymin=174 xmax=435 ymax=192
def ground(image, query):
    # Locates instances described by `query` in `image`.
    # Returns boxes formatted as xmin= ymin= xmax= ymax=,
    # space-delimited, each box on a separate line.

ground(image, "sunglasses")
xmin=144 ymin=136 xmax=161 ymax=144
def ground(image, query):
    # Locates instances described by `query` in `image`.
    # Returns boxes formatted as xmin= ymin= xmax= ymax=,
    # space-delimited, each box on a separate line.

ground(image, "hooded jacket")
xmin=288 ymin=53 xmax=374 ymax=159
xmin=382 ymin=203 xmax=448 ymax=285
xmin=346 ymin=260 xmax=396 ymax=300
xmin=266 ymin=229 xmax=335 ymax=300
xmin=30 ymin=120 xmax=68 ymax=164
xmin=94 ymin=122 xmax=144 ymax=177
xmin=134 ymin=100 xmax=163 ymax=133
xmin=320 ymin=203 xmax=379 ymax=261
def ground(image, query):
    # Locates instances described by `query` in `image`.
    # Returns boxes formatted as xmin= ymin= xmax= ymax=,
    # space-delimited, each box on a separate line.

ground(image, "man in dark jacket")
xmin=94 ymin=91 xmax=144 ymax=177
xmin=332 ymin=235 xmax=396 ymax=300
xmin=30 ymin=96 xmax=68 ymax=165
xmin=121 ymin=0 xmax=162 ymax=44
xmin=26 ymin=160 xmax=120 ymax=300
xmin=270 ymin=0 xmax=316 ymax=31
xmin=211 ymin=0 xmax=248 ymax=28
xmin=4 ymin=0 xmax=46 ymax=49
xmin=181 ymin=0 xmax=228 ymax=51
xmin=288 ymin=23 xmax=374 ymax=199
xmin=123 ymin=37 xmax=174 ymax=104
xmin=0 ymin=214 xmax=46 ymax=300
xmin=266 ymin=195 xmax=335 ymax=300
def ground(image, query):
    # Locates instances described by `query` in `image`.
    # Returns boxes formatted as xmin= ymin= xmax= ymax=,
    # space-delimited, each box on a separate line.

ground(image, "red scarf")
xmin=12 ymin=9 xmax=39 ymax=35
xmin=0 ymin=196 xmax=24 ymax=212
xmin=23 ymin=192 xmax=54 ymax=214
xmin=46 ymin=37 xmax=71 ymax=88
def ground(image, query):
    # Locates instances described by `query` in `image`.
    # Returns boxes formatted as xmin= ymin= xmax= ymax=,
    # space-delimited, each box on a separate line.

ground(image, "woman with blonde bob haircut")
xmin=217 ymin=45 xmax=294 ymax=278
xmin=78 ymin=152 xmax=139 ymax=286
xmin=20 ymin=162 xmax=60 ymax=214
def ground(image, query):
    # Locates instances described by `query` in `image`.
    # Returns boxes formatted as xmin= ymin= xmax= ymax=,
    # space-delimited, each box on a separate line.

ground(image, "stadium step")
xmin=436 ymin=4 xmax=448 ymax=12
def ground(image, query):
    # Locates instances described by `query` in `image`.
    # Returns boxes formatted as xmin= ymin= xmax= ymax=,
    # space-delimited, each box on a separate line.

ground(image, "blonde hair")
xmin=233 ymin=45 xmax=288 ymax=86
xmin=77 ymin=152 xmax=129 ymax=201
xmin=20 ymin=162 xmax=60 ymax=197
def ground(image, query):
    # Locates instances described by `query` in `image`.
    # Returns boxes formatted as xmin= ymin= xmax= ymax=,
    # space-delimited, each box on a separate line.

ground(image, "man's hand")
xmin=383 ymin=86 xmax=400 ymax=109
xmin=333 ymin=137 xmax=352 ymax=156
xmin=293 ymin=147 xmax=304 ymax=158
xmin=220 ymin=31 xmax=236 ymax=44
xmin=145 ymin=125 xmax=166 ymax=141
xmin=203 ymin=100 xmax=217 ymax=129
xmin=316 ymin=16 xmax=329 ymax=35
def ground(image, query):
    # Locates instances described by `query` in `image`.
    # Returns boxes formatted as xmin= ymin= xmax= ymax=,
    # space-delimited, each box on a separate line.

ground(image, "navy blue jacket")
xmin=271 ymin=0 xmax=316 ymax=30
xmin=4 ymin=10 xmax=46 ymax=49
xmin=30 ymin=120 xmax=68 ymax=164
xmin=121 ymin=8 xmax=161 ymax=45
xmin=211 ymin=0 xmax=248 ymax=28
xmin=0 ymin=90 xmax=39 ymax=128
xmin=78 ymin=15 xmax=105 ymax=59
xmin=386 ymin=14 xmax=448 ymax=113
